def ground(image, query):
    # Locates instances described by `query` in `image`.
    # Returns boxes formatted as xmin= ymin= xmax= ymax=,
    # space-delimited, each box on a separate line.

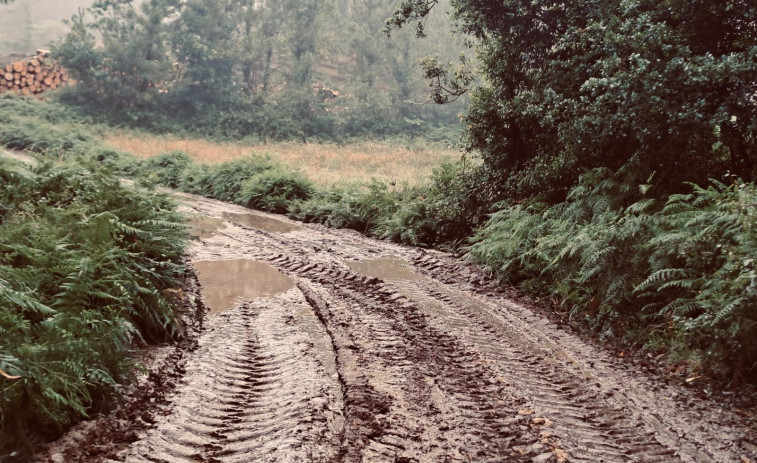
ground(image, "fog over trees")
xmin=0 ymin=0 xmax=94 ymax=54
xmin=46 ymin=0 xmax=466 ymax=139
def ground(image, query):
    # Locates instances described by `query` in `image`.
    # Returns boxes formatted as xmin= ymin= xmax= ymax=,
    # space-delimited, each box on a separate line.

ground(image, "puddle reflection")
xmin=222 ymin=212 xmax=301 ymax=233
xmin=188 ymin=216 xmax=226 ymax=239
xmin=193 ymin=259 xmax=294 ymax=313
xmin=346 ymin=257 xmax=421 ymax=281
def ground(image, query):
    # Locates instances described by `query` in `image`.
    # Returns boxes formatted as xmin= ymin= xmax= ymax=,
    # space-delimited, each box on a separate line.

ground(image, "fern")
xmin=0 ymin=158 xmax=188 ymax=455
xmin=469 ymin=168 xmax=757 ymax=383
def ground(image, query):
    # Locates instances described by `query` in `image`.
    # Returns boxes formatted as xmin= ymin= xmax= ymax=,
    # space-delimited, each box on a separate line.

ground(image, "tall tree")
xmin=57 ymin=0 xmax=179 ymax=110
xmin=389 ymin=0 xmax=757 ymax=199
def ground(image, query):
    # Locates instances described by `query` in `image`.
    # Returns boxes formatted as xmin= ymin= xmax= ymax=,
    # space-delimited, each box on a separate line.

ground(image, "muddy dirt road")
xmin=49 ymin=191 xmax=757 ymax=463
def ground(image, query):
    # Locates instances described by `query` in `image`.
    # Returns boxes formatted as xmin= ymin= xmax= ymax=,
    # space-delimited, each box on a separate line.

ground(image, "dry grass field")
xmin=106 ymin=132 xmax=460 ymax=186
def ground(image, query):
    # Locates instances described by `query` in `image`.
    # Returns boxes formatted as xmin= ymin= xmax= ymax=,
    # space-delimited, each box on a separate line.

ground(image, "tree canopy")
xmin=53 ymin=0 xmax=466 ymax=140
xmin=390 ymin=0 xmax=757 ymax=200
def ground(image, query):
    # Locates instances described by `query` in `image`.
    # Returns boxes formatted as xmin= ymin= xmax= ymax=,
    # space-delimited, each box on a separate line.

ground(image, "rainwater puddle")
xmin=188 ymin=216 xmax=226 ymax=239
xmin=193 ymin=259 xmax=294 ymax=313
xmin=222 ymin=212 xmax=301 ymax=233
xmin=346 ymin=257 xmax=421 ymax=281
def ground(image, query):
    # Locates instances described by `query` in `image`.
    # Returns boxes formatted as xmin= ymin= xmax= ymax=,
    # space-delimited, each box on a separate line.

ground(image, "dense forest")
xmin=47 ymin=0 xmax=467 ymax=139
xmin=1 ymin=0 xmax=757 ymax=458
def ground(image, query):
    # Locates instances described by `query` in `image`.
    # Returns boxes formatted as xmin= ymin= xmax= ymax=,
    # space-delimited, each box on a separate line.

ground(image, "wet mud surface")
xmin=43 ymin=197 xmax=757 ymax=463
xmin=189 ymin=216 xmax=226 ymax=239
xmin=193 ymin=260 xmax=294 ymax=313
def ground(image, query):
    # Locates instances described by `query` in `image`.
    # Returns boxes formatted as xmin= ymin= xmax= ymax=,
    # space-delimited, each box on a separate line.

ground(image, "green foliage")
xmin=637 ymin=181 xmax=757 ymax=380
xmin=139 ymin=151 xmax=193 ymax=189
xmin=134 ymin=152 xmax=315 ymax=215
xmin=288 ymin=161 xmax=489 ymax=249
xmin=180 ymin=155 xmax=277 ymax=203
xmin=469 ymin=169 xmax=757 ymax=383
xmin=0 ymin=158 xmax=188 ymax=456
xmin=289 ymin=180 xmax=401 ymax=234
xmin=0 ymin=95 xmax=94 ymax=155
xmin=51 ymin=0 xmax=464 ymax=141
xmin=237 ymin=167 xmax=314 ymax=214
xmin=0 ymin=95 xmax=141 ymax=175
xmin=390 ymin=0 xmax=757 ymax=200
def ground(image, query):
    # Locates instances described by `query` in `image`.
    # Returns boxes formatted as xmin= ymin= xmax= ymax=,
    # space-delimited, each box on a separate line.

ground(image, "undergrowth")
xmin=0 ymin=157 xmax=188 ymax=457
xmin=468 ymin=168 xmax=757 ymax=385
xmin=132 ymin=151 xmax=481 ymax=249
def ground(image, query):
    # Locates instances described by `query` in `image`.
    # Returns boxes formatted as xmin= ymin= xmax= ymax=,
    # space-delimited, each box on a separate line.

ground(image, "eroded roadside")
xmin=39 ymin=190 xmax=757 ymax=463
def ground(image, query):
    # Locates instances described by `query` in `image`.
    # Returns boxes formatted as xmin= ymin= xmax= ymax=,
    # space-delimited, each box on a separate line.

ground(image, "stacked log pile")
xmin=0 ymin=50 xmax=69 ymax=96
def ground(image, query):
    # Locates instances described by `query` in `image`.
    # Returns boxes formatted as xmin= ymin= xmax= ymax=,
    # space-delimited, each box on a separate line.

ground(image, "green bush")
xmin=288 ymin=162 xmax=492 ymax=249
xmin=139 ymin=151 xmax=194 ymax=189
xmin=141 ymin=153 xmax=316 ymax=214
xmin=180 ymin=155 xmax=276 ymax=202
xmin=237 ymin=167 xmax=314 ymax=214
xmin=637 ymin=181 xmax=757 ymax=381
xmin=0 ymin=98 xmax=93 ymax=155
xmin=0 ymin=95 xmax=141 ymax=173
xmin=468 ymin=168 xmax=757 ymax=384
xmin=289 ymin=180 xmax=401 ymax=235
xmin=0 ymin=158 xmax=188 ymax=455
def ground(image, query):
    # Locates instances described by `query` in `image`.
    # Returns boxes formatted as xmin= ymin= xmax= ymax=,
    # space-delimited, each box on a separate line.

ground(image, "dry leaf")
xmin=0 ymin=368 xmax=21 ymax=380
xmin=518 ymin=407 xmax=534 ymax=415
xmin=553 ymin=448 xmax=568 ymax=463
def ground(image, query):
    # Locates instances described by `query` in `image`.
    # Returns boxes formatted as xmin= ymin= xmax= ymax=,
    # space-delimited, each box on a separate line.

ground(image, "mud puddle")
xmin=346 ymin=256 xmax=421 ymax=281
xmin=346 ymin=257 xmax=459 ymax=318
xmin=188 ymin=216 xmax=226 ymax=238
xmin=222 ymin=211 xmax=301 ymax=233
xmin=193 ymin=259 xmax=294 ymax=313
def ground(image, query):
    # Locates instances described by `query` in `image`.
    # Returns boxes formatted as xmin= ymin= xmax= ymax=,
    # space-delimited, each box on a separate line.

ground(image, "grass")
xmin=106 ymin=131 xmax=459 ymax=187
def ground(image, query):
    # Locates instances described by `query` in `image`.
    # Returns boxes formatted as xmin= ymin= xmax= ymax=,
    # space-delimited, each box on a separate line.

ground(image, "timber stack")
xmin=0 ymin=50 xmax=69 ymax=96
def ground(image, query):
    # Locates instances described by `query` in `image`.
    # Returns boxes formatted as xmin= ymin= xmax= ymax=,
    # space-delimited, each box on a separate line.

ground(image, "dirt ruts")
xmin=43 ymin=191 xmax=757 ymax=463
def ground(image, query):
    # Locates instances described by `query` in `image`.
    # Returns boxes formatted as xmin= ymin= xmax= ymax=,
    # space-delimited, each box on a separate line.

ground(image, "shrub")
xmin=0 ymin=158 xmax=188 ymax=455
xmin=637 ymin=181 xmax=757 ymax=382
xmin=468 ymin=168 xmax=757 ymax=384
xmin=139 ymin=151 xmax=194 ymax=189
xmin=180 ymin=155 xmax=276 ymax=202
xmin=237 ymin=167 xmax=314 ymax=213
xmin=289 ymin=180 xmax=401 ymax=235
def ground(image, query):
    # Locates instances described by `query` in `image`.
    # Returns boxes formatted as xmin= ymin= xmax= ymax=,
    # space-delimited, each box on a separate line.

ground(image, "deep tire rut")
xmin=100 ymin=194 xmax=755 ymax=463
xmin=112 ymin=293 xmax=343 ymax=463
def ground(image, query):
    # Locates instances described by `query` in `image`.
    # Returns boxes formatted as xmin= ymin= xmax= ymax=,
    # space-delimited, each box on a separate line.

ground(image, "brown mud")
xmin=39 ymin=196 xmax=757 ymax=463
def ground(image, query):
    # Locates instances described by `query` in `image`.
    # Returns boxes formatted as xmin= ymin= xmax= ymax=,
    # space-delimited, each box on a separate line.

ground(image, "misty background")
xmin=0 ymin=0 xmax=94 ymax=55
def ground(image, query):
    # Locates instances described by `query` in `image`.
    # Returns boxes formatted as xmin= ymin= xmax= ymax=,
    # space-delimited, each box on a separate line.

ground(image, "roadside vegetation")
xmin=1 ymin=0 xmax=756 ymax=456
xmin=106 ymin=132 xmax=459 ymax=187
xmin=0 ymin=151 xmax=189 ymax=456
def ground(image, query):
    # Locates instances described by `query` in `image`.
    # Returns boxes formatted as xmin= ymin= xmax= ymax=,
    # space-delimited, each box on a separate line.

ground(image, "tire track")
xmin=113 ymin=193 xmax=753 ymax=463
xmin=389 ymin=276 xmax=680 ymax=463
xmin=269 ymin=255 xmax=553 ymax=462
xmin=409 ymin=253 xmax=753 ymax=463
xmin=110 ymin=291 xmax=343 ymax=463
